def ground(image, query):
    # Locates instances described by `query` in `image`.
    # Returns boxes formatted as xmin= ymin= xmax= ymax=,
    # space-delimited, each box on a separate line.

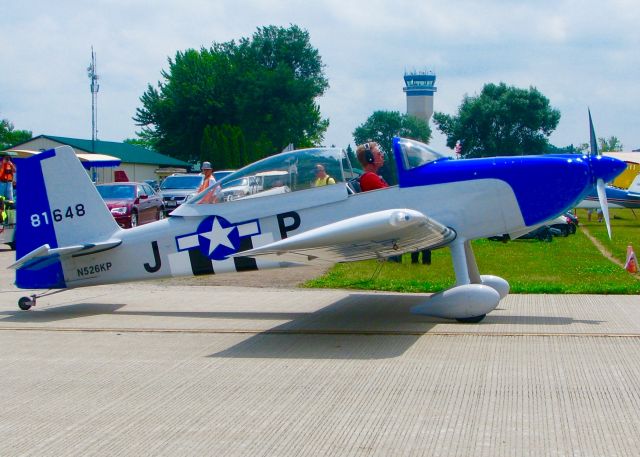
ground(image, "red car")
xmin=96 ymin=182 xmax=165 ymax=228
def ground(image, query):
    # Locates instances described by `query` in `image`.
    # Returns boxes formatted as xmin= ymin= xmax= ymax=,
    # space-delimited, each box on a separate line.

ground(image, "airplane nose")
xmin=589 ymin=155 xmax=627 ymax=184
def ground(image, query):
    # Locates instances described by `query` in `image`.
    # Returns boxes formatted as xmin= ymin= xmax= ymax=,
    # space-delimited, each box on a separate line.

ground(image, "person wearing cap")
xmin=197 ymin=161 xmax=215 ymax=193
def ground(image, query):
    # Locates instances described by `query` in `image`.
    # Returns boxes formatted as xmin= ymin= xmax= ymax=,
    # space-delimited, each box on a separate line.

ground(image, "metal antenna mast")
xmin=87 ymin=47 xmax=99 ymax=152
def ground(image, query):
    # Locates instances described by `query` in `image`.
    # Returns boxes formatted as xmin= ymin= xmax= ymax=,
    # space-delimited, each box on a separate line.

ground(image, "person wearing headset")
xmin=356 ymin=141 xmax=388 ymax=192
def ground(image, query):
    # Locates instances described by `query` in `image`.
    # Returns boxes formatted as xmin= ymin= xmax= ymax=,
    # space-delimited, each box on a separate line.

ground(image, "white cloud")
xmin=1 ymin=0 xmax=638 ymax=151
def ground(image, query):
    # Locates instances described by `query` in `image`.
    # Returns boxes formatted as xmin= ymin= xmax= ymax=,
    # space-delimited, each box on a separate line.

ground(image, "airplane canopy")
xmin=186 ymin=147 xmax=352 ymax=205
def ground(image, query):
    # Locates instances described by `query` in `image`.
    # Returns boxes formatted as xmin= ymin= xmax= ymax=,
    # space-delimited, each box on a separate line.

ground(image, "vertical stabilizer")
xmin=628 ymin=174 xmax=640 ymax=196
xmin=15 ymin=146 xmax=120 ymax=288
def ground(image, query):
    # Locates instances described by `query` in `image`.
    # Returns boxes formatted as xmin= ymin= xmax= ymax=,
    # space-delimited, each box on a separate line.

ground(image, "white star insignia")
xmin=199 ymin=217 xmax=236 ymax=255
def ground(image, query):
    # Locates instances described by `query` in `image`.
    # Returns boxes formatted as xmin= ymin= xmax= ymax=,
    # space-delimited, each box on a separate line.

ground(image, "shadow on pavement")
xmin=0 ymin=303 xmax=126 ymax=322
xmin=480 ymin=315 xmax=603 ymax=326
xmin=0 ymin=293 xmax=604 ymax=360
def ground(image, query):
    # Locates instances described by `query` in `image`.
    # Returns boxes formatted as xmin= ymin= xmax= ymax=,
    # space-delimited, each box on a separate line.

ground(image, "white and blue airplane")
xmin=9 ymin=131 xmax=625 ymax=322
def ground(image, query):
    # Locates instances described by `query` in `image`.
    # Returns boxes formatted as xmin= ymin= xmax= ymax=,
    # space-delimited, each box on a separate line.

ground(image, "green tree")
xmin=123 ymin=130 xmax=158 ymax=150
xmin=577 ymin=143 xmax=590 ymax=153
xmin=353 ymin=111 xmax=431 ymax=152
xmin=344 ymin=144 xmax=359 ymax=173
xmin=200 ymin=124 xmax=251 ymax=170
xmin=134 ymin=25 xmax=329 ymax=163
xmin=352 ymin=111 xmax=431 ymax=184
xmin=546 ymin=144 xmax=582 ymax=154
xmin=0 ymin=118 xmax=32 ymax=149
xmin=200 ymin=125 xmax=217 ymax=166
xmin=599 ymin=136 xmax=623 ymax=152
xmin=433 ymin=82 xmax=560 ymax=158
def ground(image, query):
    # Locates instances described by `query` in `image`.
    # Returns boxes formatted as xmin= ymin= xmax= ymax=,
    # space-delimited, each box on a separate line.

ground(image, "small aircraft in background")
xmin=9 ymin=116 xmax=625 ymax=323
xmin=577 ymin=173 xmax=640 ymax=211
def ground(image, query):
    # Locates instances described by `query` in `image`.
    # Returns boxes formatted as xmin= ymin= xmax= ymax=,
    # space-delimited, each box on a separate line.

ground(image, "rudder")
xmin=15 ymin=146 xmax=120 ymax=288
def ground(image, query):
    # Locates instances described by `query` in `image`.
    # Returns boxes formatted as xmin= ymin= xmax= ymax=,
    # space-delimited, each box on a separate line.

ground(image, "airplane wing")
xmin=233 ymin=209 xmax=455 ymax=264
xmin=10 ymin=239 xmax=122 ymax=271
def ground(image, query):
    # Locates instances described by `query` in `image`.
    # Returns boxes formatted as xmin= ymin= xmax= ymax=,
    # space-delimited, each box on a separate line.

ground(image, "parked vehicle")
xmin=488 ymin=225 xmax=561 ymax=243
xmin=96 ymin=182 xmax=164 ymax=228
xmin=158 ymin=174 xmax=204 ymax=214
xmin=549 ymin=216 xmax=571 ymax=237
xmin=214 ymin=170 xmax=235 ymax=182
xmin=219 ymin=176 xmax=259 ymax=201
xmin=517 ymin=225 xmax=560 ymax=242
xmin=144 ymin=179 xmax=160 ymax=191
xmin=564 ymin=211 xmax=579 ymax=233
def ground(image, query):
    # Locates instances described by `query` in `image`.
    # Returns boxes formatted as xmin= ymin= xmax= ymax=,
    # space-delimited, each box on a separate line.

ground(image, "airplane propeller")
xmin=588 ymin=109 xmax=613 ymax=239
xmin=596 ymin=178 xmax=612 ymax=239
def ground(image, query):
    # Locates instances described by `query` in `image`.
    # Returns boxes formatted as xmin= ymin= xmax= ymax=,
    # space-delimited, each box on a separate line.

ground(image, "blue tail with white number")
xmin=14 ymin=146 xmax=121 ymax=289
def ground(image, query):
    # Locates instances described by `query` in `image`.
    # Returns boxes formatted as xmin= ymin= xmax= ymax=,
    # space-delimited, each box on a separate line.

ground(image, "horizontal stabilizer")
xmin=234 ymin=209 xmax=455 ymax=264
xmin=10 ymin=239 xmax=121 ymax=271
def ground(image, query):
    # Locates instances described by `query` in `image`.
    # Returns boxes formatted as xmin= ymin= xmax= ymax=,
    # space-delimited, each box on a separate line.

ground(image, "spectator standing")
xmin=0 ymin=156 xmax=16 ymax=201
xmin=411 ymin=249 xmax=432 ymax=265
xmin=197 ymin=161 xmax=215 ymax=193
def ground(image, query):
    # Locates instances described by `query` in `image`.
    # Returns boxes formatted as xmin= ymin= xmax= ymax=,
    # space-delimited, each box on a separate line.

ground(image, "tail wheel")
xmin=130 ymin=211 xmax=139 ymax=228
xmin=18 ymin=297 xmax=33 ymax=311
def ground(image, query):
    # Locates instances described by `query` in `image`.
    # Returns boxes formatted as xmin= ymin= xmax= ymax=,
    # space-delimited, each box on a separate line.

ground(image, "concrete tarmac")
xmin=1 ymin=248 xmax=639 ymax=456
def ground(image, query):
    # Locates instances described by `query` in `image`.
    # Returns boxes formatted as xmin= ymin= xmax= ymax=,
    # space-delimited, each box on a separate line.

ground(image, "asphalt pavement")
xmin=1 ymin=247 xmax=639 ymax=456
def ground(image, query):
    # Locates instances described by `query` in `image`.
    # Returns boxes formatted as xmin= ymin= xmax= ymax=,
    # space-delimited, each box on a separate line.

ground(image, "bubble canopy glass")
xmin=186 ymin=147 xmax=350 ymax=205
xmin=395 ymin=137 xmax=448 ymax=171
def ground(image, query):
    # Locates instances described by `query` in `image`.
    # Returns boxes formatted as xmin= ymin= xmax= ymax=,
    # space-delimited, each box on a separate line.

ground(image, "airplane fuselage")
xmin=40 ymin=172 xmax=575 ymax=289
xmin=13 ymin=142 xmax=625 ymax=294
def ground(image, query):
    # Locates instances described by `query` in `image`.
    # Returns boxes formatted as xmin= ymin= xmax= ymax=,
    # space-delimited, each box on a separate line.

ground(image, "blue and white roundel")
xmin=175 ymin=215 xmax=261 ymax=261
xmin=196 ymin=215 xmax=240 ymax=260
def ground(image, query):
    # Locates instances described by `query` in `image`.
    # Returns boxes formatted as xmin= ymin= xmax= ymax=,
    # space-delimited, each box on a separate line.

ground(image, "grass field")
xmin=576 ymin=208 xmax=640 ymax=265
xmin=305 ymin=208 xmax=640 ymax=294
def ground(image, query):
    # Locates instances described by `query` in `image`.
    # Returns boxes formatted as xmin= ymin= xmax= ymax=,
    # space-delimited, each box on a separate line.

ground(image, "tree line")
xmin=0 ymin=119 xmax=31 ymax=151
xmin=133 ymin=25 xmax=329 ymax=167
xmin=2 ymin=24 xmax=628 ymax=168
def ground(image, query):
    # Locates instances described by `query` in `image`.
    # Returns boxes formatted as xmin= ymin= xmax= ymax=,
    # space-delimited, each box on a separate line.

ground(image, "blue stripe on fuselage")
xmin=584 ymin=186 xmax=640 ymax=209
xmin=396 ymin=154 xmax=591 ymax=226
xmin=15 ymin=148 xmax=66 ymax=289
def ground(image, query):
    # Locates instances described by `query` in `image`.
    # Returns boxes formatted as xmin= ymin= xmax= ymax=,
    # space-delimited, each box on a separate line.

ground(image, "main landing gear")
xmin=17 ymin=289 xmax=66 ymax=311
xmin=411 ymin=239 xmax=510 ymax=323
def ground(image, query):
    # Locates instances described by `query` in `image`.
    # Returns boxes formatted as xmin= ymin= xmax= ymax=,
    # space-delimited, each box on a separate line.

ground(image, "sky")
xmin=1 ymin=0 xmax=639 ymax=153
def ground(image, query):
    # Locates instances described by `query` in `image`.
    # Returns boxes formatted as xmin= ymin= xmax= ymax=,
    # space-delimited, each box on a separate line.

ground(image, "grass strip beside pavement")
xmin=304 ymin=223 xmax=640 ymax=294
xmin=575 ymin=209 xmax=640 ymax=267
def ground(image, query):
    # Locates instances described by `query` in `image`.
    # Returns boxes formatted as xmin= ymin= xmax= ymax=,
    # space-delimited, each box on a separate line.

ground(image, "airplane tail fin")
xmin=15 ymin=146 xmax=121 ymax=288
xmin=628 ymin=174 xmax=640 ymax=196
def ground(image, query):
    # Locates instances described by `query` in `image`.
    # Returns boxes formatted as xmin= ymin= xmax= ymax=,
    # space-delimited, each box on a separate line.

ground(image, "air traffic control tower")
xmin=403 ymin=71 xmax=437 ymax=122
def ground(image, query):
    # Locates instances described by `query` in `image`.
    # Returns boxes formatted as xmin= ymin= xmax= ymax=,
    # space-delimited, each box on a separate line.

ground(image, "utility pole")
xmin=87 ymin=47 xmax=99 ymax=153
